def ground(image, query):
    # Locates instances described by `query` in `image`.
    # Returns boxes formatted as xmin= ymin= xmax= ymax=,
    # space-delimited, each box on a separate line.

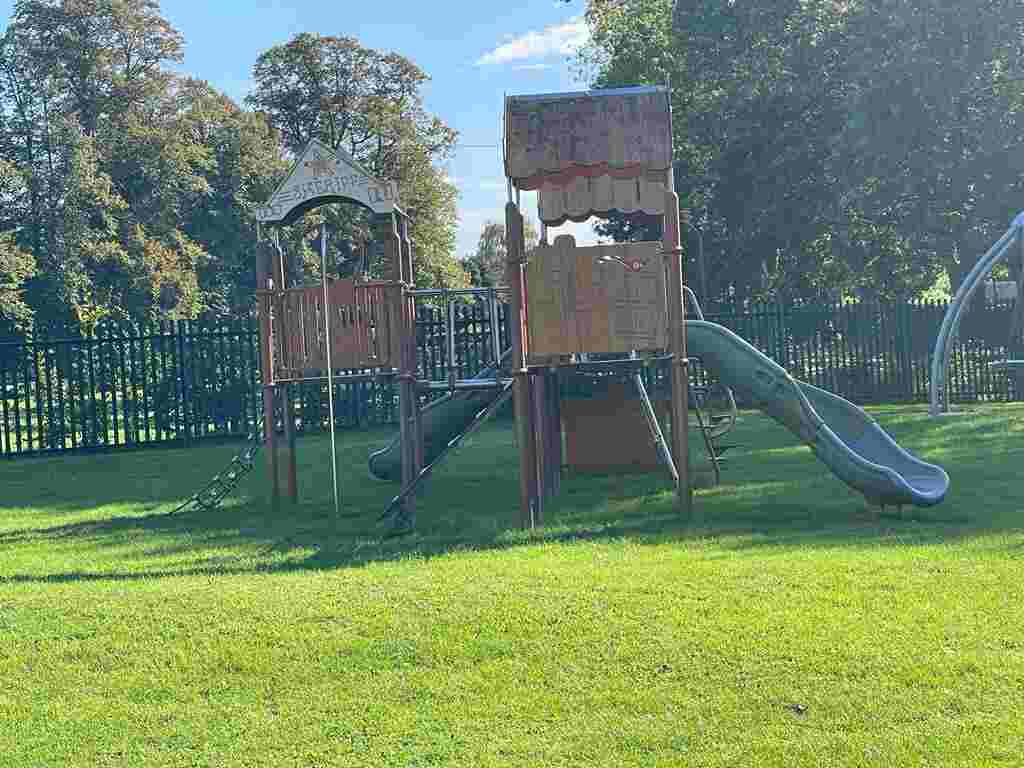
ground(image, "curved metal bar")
xmin=929 ymin=223 xmax=1021 ymax=415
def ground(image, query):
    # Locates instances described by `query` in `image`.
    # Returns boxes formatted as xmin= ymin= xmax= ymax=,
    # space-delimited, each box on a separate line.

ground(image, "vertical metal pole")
xmin=446 ymin=289 xmax=456 ymax=391
xmin=664 ymin=187 xmax=693 ymax=518
xmin=489 ymin=287 xmax=501 ymax=366
xmin=696 ymin=224 xmax=708 ymax=306
xmin=321 ymin=223 xmax=341 ymax=515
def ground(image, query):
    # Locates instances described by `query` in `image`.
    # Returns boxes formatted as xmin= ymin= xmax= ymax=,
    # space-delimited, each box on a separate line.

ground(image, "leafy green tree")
xmin=464 ymin=219 xmax=539 ymax=287
xmin=578 ymin=0 xmax=1024 ymax=303
xmin=0 ymin=1 xmax=291 ymax=331
xmin=247 ymin=33 xmax=465 ymax=288
xmin=0 ymin=232 xmax=35 ymax=335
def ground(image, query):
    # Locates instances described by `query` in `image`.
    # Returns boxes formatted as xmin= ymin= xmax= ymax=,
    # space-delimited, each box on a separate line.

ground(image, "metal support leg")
xmin=632 ymin=372 xmax=678 ymax=485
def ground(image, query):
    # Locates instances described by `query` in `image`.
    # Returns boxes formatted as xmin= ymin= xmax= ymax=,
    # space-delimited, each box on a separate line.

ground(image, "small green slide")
xmin=367 ymin=352 xmax=510 ymax=482
xmin=369 ymin=322 xmax=948 ymax=507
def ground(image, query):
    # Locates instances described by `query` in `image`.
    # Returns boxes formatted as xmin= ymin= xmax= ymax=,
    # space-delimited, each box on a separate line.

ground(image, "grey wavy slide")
xmin=685 ymin=320 xmax=948 ymax=507
xmin=369 ymin=322 xmax=948 ymax=508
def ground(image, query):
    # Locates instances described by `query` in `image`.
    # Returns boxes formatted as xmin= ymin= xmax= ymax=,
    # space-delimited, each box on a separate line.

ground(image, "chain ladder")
xmin=170 ymin=392 xmax=275 ymax=514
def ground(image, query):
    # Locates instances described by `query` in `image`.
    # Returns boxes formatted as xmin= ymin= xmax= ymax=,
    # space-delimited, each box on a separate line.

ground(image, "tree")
xmin=578 ymin=0 xmax=1024 ymax=302
xmin=0 ymin=1 xmax=291 ymax=332
xmin=833 ymin=0 xmax=1024 ymax=297
xmin=0 ymin=0 xmax=203 ymax=331
xmin=8 ymin=0 xmax=183 ymax=136
xmin=246 ymin=33 xmax=465 ymax=288
xmin=464 ymin=219 xmax=539 ymax=287
xmin=0 ymin=234 xmax=35 ymax=335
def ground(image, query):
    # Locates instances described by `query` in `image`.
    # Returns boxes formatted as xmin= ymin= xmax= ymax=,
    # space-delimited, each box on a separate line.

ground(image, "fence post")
xmin=177 ymin=320 xmax=191 ymax=446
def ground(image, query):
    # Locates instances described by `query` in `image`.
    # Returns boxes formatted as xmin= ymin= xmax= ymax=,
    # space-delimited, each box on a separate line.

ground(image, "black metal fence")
xmin=1 ymin=298 xmax=1020 ymax=457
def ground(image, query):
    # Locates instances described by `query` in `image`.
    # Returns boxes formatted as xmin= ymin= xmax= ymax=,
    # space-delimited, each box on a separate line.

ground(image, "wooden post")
xmin=272 ymin=240 xmax=298 ymax=503
xmin=663 ymin=189 xmax=694 ymax=518
xmin=506 ymin=202 xmax=538 ymax=528
xmin=387 ymin=212 xmax=417 ymax=518
xmin=549 ymin=371 xmax=562 ymax=498
xmin=256 ymin=241 xmax=280 ymax=511
xmin=532 ymin=371 xmax=547 ymax=518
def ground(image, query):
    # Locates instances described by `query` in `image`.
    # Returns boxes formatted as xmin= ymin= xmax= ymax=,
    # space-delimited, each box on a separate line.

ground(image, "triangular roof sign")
xmin=256 ymin=139 xmax=399 ymax=223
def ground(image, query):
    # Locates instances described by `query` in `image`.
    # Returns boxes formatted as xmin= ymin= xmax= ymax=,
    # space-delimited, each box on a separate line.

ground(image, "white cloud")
xmin=512 ymin=63 xmax=553 ymax=72
xmin=475 ymin=17 xmax=589 ymax=67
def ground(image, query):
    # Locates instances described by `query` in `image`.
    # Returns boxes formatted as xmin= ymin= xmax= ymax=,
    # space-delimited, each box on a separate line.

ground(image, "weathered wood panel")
xmin=562 ymin=382 xmax=669 ymax=473
xmin=270 ymin=279 xmax=396 ymax=380
xmin=525 ymin=236 xmax=667 ymax=359
xmin=505 ymin=87 xmax=672 ymax=187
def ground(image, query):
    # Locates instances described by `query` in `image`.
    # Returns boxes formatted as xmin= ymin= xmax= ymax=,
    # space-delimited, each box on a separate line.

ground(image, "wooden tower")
xmin=254 ymin=140 xmax=421 ymax=514
xmin=503 ymin=86 xmax=692 ymax=526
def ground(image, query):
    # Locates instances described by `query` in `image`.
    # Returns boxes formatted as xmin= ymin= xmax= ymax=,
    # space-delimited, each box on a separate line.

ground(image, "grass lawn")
xmin=1 ymin=403 xmax=1023 ymax=766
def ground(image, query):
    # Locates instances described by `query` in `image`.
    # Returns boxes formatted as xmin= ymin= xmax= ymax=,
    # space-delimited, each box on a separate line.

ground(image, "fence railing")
xmin=1 ymin=298 xmax=1020 ymax=457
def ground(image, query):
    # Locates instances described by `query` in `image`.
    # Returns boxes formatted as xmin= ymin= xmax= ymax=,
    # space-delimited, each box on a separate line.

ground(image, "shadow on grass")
xmin=2 ymin=405 xmax=1024 ymax=584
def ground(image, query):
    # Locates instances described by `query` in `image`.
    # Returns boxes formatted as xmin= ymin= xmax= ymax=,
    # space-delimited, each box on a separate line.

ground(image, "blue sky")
xmin=0 ymin=0 xmax=600 ymax=256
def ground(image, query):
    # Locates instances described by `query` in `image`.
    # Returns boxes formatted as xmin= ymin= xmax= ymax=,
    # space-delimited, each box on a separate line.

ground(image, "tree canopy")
xmin=464 ymin=219 xmax=539 ymax=288
xmin=0 ymin=3 xmax=467 ymax=337
xmin=576 ymin=0 xmax=1024 ymax=305
xmin=247 ymin=33 xmax=466 ymax=290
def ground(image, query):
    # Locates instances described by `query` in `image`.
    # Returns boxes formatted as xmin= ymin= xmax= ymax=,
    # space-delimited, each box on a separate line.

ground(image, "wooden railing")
xmin=259 ymin=279 xmax=400 ymax=381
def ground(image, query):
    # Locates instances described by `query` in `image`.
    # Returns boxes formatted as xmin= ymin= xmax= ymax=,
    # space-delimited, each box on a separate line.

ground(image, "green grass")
xmin=2 ymin=403 xmax=1023 ymax=766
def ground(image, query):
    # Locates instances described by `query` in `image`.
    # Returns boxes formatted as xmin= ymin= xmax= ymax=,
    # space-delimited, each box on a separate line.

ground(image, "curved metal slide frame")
xmin=687 ymin=320 xmax=948 ymax=507
xmin=930 ymin=215 xmax=1024 ymax=415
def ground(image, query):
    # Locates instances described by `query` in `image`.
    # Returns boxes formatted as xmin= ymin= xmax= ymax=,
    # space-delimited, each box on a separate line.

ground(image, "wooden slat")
xmin=269 ymin=279 xmax=397 ymax=378
xmin=536 ymin=170 xmax=669 ymax=226
xmin=525 ymin=238 xmax=666 ymax=359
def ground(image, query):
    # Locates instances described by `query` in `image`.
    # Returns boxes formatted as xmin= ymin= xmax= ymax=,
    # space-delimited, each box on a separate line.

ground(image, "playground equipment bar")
xmin=417 ymin=379 xmax=514 ymax=391
xmin=320 ymin=223 xmax=341 ymax=515
xmin=407 ymin=287 xmax=511 ymax=297
xmin=381 ymin=379 xmax=516 ymax=521
xmin=930 ymin=222 xmax=1021 ymax=415
xmin=631 ymin=372 xmax=678 ymax=484
xmin=489 ymin=288 xmax=502 ymax=368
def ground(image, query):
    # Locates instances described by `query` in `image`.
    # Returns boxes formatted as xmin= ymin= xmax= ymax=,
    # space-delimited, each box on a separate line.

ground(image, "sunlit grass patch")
xmin=0 ymin=404 xmax=1022 ymax=766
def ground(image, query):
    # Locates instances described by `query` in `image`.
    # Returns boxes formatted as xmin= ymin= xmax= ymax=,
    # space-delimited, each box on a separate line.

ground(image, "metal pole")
xmin=685 ymin=217 xmax=708 ymax=304
xmin=446 ymin=288 xmax=456 ymax=391
xmin=320 ymin=223 xmax=341 ymax=515
xmin=696 ymin=225 xmax=707 ymax=305
xmin=381 ymin=380 xmax=515 ymax=522
xmin=489 ymin=287 xmax=501 ymax=365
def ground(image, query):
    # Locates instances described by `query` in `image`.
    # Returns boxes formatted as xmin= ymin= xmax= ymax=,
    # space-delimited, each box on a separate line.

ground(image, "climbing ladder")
xmin=170 ymin=401 xmax=266 ymax=514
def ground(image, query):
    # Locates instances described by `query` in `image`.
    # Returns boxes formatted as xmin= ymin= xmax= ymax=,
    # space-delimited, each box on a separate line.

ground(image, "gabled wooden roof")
xmin=504 ymin=86 xmax=672 ymax=190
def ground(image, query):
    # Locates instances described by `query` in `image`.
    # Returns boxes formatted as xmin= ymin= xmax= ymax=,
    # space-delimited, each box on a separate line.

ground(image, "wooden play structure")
xmin=253 ymin=139 xmax=510 ymax=519
xmin=249 ymin=86 xmax=705 ymax=528
xmin=501 ymin=85 xmax=693 ymax=525
xmin=181 ymin=85 xmax=949 ymax=524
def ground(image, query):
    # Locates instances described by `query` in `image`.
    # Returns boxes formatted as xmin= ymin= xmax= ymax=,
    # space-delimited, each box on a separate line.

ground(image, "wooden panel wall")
xmin=271 ymin=279 xmax=396 ymax=379
xmin=562 ymin=383 xmax=669 ymax=473
xmin=525 ymin=236 xmax=667 ymax=360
